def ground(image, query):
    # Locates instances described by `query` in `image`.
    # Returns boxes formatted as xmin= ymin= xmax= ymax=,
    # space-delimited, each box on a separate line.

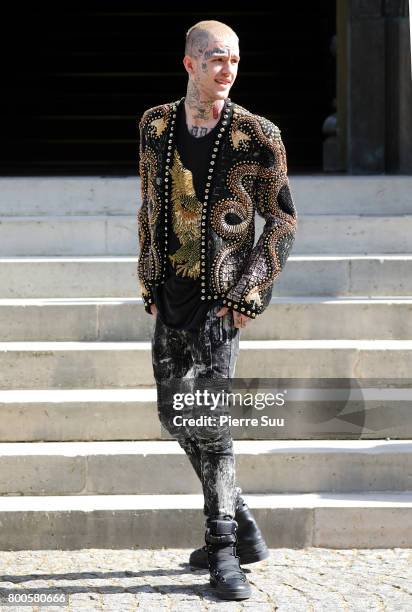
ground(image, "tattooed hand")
xmin=216 ymin=305 xmax=252 ymax=328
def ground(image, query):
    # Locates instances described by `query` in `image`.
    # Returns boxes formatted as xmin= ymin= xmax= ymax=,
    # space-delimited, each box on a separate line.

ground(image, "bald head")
xmin=185 ymin=20 xmax=239 ymax=59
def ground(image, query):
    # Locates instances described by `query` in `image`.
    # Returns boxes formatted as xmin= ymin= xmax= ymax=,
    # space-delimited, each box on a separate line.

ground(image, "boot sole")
xmin=210 ymin=581 xmax=252 ymax=600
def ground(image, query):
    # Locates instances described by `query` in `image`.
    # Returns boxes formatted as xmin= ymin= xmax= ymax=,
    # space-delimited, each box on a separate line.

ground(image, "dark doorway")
xmin=1 ymin=2 xmax=336 ymax=175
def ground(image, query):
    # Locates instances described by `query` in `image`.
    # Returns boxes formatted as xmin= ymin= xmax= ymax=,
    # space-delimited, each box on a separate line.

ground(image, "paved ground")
xmin=0 ymin=548 xmax=411 ymax=611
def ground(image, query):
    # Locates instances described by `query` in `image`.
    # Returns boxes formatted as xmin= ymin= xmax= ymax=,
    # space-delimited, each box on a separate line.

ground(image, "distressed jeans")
xmin=151 ymin=303 xmax=241 ymax=519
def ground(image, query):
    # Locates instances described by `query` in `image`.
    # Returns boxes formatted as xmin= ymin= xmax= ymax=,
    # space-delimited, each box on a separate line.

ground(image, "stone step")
xmin=1 ymin=297 xmax=412 ymax=341
xmin=0 ymin=387 xmax=409 ymax=441
xmin=2 ymin=255 xmax=412 ymax=298
xmin=0 ymin=492 xmax=411 ymax=549
xmin=0 ymin=440 xmax=410 ymax=496
xmin=0 ymin=340 xmax=411 ymax=388
xmin=1 ymin=176 xmax=411 ymax=216
xmin=0 ymin=214 xmax=411 ymax=255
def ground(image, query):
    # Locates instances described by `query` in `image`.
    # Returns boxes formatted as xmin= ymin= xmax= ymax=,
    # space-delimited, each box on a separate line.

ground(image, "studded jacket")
xmin=137 ymin=96 xmax=297 ymax=319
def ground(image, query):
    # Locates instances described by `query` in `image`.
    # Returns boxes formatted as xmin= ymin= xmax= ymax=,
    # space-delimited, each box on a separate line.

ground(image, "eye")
xmin=213 ymin=57 xmax=239 ymax=63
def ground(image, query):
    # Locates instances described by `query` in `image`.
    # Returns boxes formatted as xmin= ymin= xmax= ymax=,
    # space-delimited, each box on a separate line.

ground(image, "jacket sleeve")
xmin=222 ymin=126 xmax=297 ymax=319
xmin=136 ymin=114 xmax=156 ymax=314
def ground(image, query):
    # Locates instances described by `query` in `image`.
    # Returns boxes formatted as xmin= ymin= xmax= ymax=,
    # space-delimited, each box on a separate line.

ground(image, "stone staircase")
xmin=0 ymin=175 xmax=411 ymax=550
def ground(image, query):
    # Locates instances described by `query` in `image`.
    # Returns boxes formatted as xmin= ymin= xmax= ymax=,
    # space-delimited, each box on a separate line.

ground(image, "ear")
xmin=183 ymin=55 xmax=196 ymax=77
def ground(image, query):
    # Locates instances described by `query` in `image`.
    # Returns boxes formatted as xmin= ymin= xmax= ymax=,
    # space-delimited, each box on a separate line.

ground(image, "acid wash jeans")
xmin=151 ymin=303 xmax=242 ymax=519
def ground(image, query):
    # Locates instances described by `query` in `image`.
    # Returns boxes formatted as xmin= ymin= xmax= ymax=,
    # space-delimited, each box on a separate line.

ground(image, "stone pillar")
xmin=386 ymin=1 xmax=412 ymax=172
xmin=335 ymin=0 xmax=411 ymax=174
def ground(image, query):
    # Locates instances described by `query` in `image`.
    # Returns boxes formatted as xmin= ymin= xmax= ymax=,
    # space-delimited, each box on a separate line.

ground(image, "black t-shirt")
xmin=153 ymin=102 xmax=224 ymax=331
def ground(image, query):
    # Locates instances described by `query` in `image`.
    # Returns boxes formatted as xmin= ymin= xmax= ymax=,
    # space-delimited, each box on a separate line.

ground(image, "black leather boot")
xmin=205 ymin=515 xmax=251 ymax=600
xmin=190 ymin=495 xmax=269 ymax=568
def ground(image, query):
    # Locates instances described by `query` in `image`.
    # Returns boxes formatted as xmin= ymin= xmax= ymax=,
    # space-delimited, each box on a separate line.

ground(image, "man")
xmin=137 ymin=19 xmax=297 ymax=601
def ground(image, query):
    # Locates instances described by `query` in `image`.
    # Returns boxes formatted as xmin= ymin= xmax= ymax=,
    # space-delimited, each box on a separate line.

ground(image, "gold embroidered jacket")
xmin=137 ymin=96 xmax=297 ymax=319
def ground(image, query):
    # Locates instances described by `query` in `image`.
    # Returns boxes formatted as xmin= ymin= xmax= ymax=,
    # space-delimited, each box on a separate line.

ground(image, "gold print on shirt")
xmin=168 ymin=149 xmax=202 ymax=279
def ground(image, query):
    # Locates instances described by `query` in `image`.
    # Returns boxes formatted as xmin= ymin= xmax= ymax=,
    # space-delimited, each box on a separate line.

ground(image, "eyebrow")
xmin=210 ymin=53 xmax=240 ymax=60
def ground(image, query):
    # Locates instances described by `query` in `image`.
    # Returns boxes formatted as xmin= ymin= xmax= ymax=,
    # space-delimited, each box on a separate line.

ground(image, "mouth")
xmin=216 ymin=80 xmax=231 ymax=86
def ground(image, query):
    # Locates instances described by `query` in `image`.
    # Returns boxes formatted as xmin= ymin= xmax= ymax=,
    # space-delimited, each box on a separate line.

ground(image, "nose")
xmin=222 ymin=61 xmax=235 ymax=77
